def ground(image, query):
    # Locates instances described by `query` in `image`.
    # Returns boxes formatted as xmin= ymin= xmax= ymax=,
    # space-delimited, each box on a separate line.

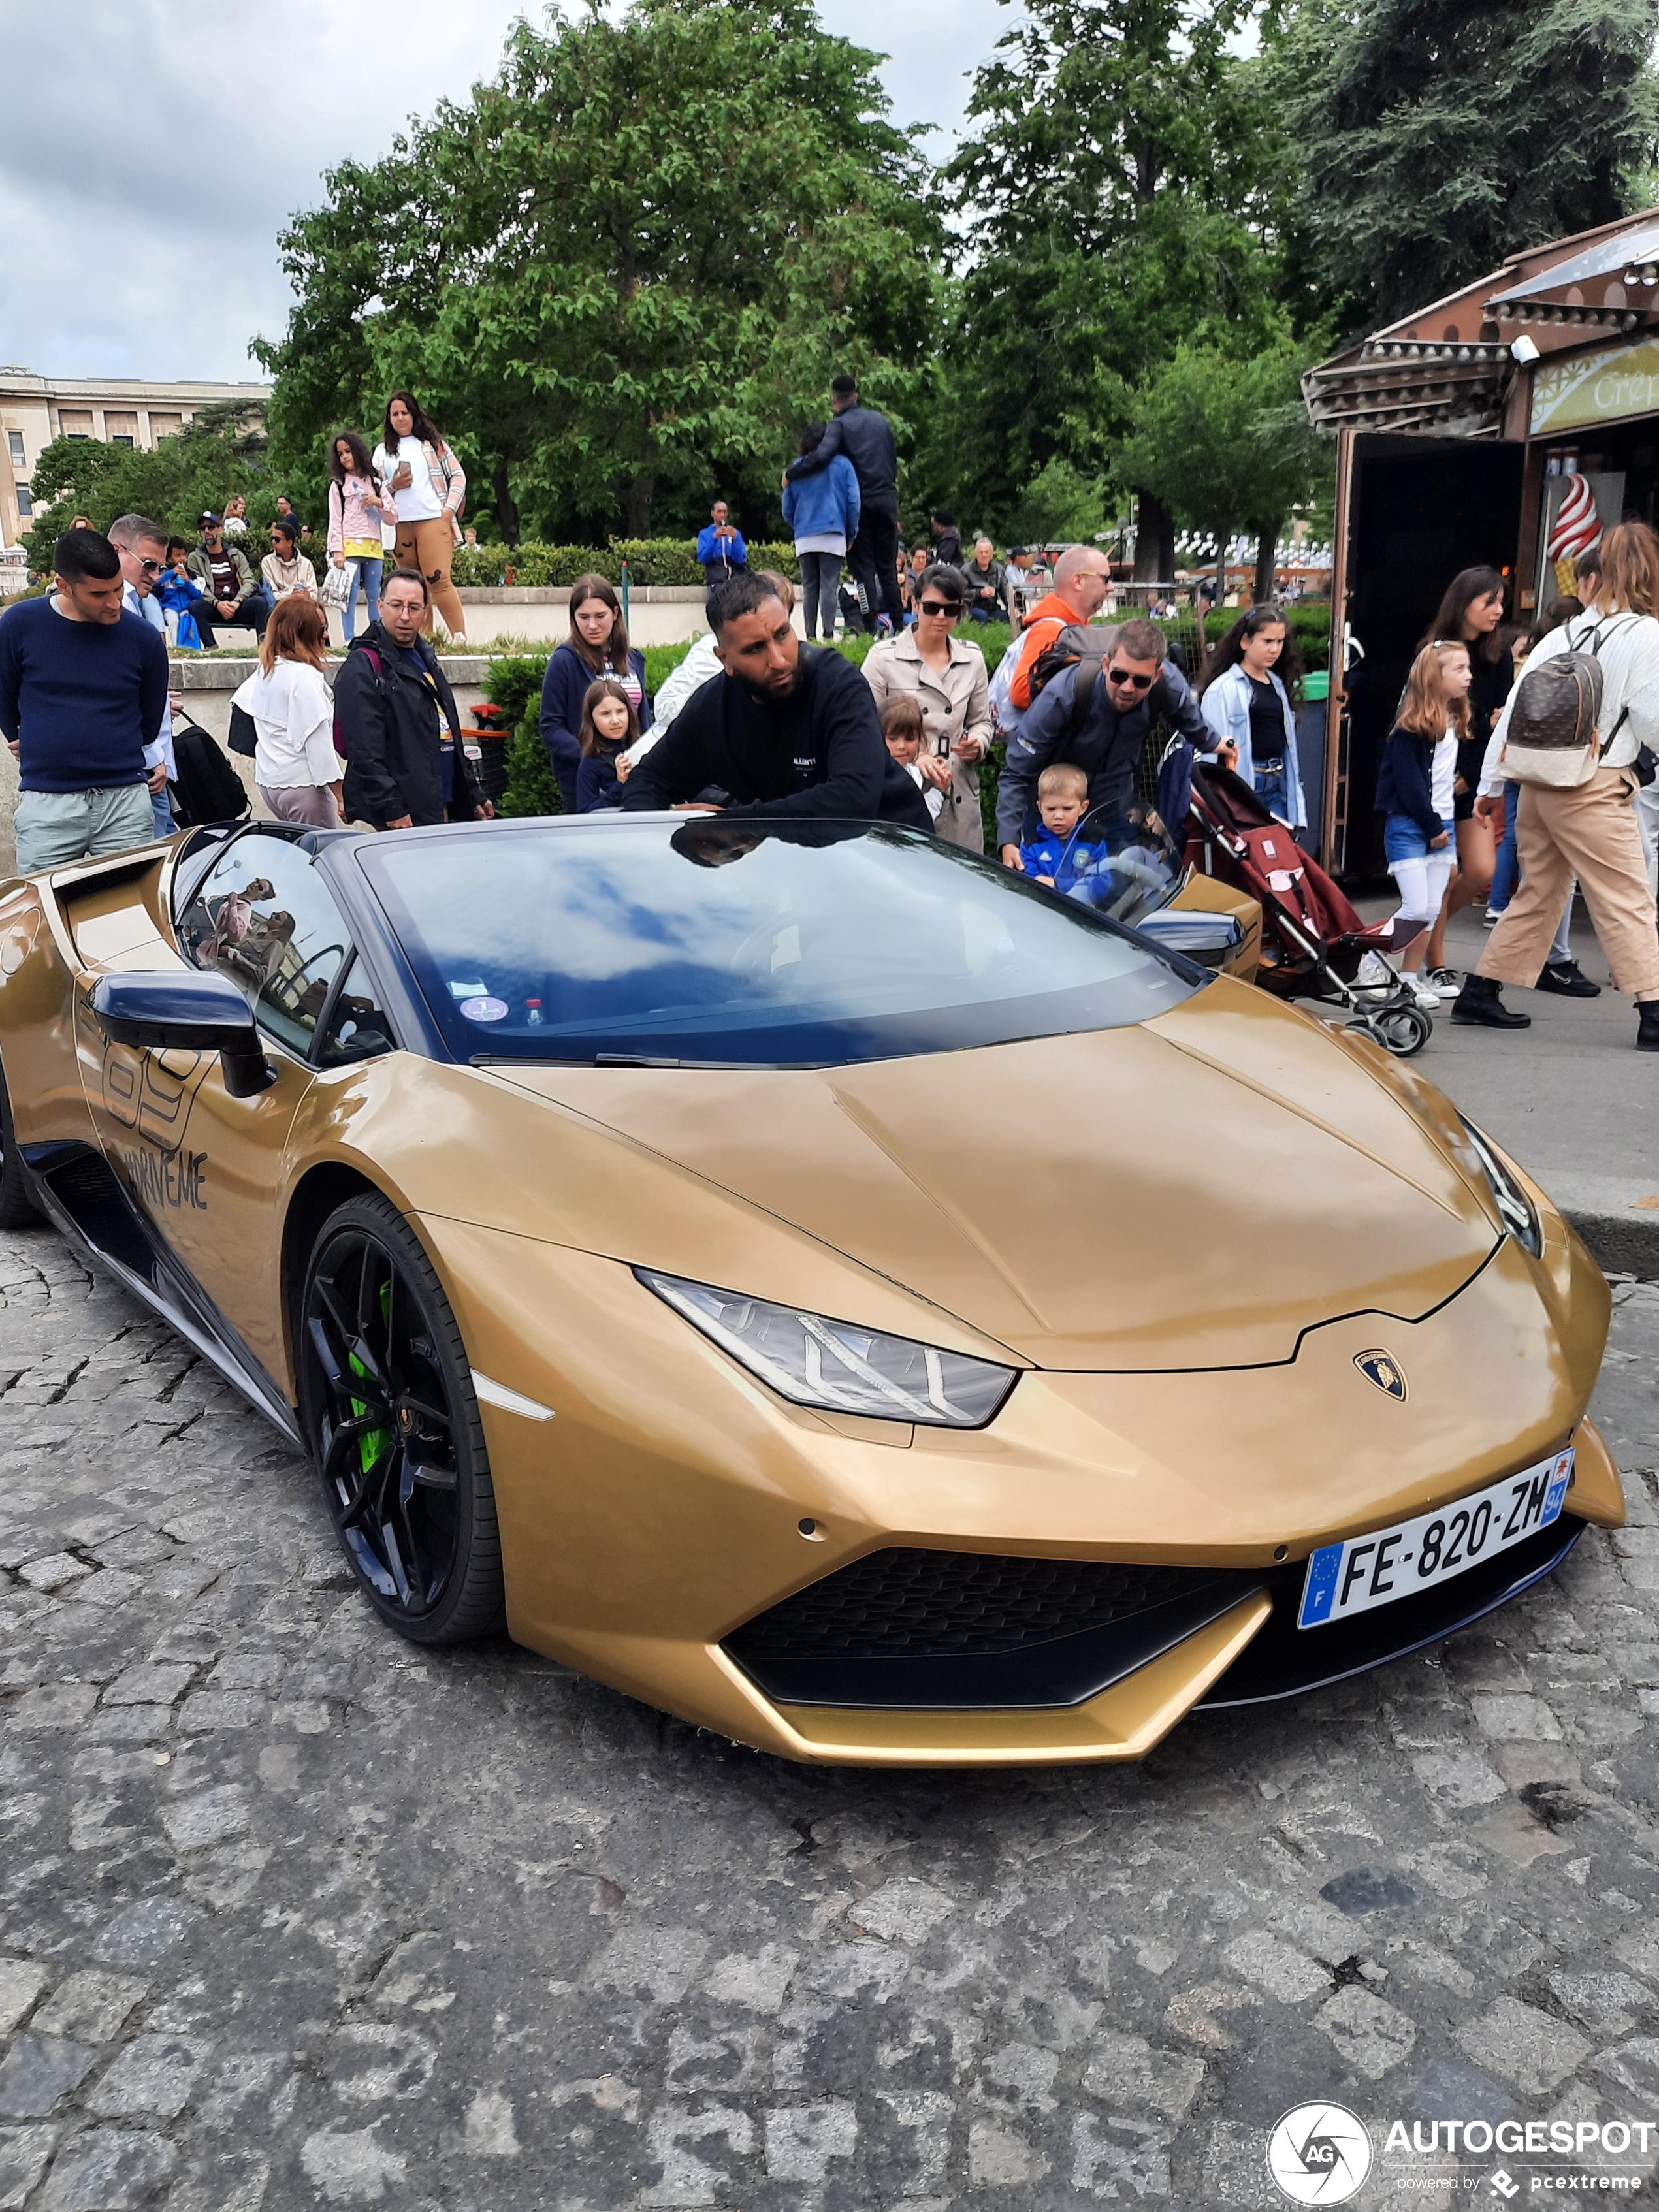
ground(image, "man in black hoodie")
xmin=619 ymin=571 xmax=931 ymax=828
xmin=783 ymin=374 xmax=901 ymax=634
xmin=334 ymin=569 xmax=493 ymax=829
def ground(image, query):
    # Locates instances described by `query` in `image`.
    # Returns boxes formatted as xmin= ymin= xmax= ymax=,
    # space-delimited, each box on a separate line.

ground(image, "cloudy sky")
xmin=0 ymin=0 xmax=1014 ymax=386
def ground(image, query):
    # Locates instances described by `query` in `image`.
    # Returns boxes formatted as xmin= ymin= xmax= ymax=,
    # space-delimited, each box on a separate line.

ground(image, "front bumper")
xmin=427 ymin=1202 xmax=1619 ymax=1767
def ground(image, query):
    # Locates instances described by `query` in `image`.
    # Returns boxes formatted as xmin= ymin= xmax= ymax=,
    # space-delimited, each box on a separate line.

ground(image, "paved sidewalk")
xmin=1 ymin=1231 xmax=1658 ymax=2207
xmin=1347 ymin=897 xmax=1659 ymax=1277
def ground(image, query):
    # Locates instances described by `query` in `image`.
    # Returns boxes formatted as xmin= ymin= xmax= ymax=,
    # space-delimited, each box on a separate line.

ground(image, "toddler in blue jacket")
xmin=1019 ymin=763 xmax=1109 ymax=892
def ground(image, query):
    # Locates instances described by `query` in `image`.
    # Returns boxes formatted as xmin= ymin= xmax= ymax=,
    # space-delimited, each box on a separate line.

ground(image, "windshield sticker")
xmin=459 ymin=996 xmax=509 ymax=1023
xmin=448 ymin=978 xmax=489 ymax=999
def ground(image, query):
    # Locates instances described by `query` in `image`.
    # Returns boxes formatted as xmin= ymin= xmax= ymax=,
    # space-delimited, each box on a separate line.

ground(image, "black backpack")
xmin=169 ymin=713 xmax=251 ymax=829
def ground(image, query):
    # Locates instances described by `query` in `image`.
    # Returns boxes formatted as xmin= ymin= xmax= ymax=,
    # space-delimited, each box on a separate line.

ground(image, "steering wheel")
xmin=726 ymin=911 xmax=836 ymax=984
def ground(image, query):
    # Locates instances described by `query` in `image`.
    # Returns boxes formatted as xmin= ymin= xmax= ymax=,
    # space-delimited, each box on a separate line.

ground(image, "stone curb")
xmin=1568 ymin=1210 xmax=1659 ymax=1284
xmin=455 ymin=585 xmax=709 ymax=603
xmin=168 ymin=656 xmax=493 ymax=688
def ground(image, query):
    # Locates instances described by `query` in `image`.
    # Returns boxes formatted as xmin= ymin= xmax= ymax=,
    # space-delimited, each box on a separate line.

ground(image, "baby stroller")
xmin=1164 ymin=749 xmax=1431 ymax=1058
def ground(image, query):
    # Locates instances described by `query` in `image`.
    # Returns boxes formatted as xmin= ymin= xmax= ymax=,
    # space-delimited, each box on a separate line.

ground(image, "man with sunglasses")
xmin=995 ymin=615 xmax=1208 ymax=867
xmin=108 ymin=515 xmax=182 ymax=835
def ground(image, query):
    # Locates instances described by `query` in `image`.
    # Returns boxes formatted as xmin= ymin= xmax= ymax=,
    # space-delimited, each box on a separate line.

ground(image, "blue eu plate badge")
xmin=1298 ymin=1449 xmax=1573 ymax=1630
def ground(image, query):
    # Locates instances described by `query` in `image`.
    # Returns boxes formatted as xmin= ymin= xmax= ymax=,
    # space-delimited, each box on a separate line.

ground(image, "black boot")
xmin=1535 ymin=958 xmax=1601 ymax=997
xmin=1639 ymin=1004 xmax=1659 ymax=1051
xmin=1451 ymin=974 xmax=1531 ymax=1029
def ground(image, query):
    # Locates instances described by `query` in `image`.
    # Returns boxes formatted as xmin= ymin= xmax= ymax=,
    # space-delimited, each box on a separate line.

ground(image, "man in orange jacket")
xmin=1003 ymin=546 xmax=1114 ymax=716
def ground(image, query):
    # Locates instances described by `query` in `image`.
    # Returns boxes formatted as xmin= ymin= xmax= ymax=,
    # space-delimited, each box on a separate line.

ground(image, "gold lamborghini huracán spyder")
xmin=0 ymin=810 xmax=1621 ymax=1765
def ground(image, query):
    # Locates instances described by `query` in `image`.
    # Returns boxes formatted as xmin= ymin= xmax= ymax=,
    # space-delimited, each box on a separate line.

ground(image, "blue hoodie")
xmin=1019 ymin=827 xmax=1112 ymax=895
xmin=782 ymin=455 xmax=862 ymax=550
xmin=696 ymin=521 xmax=748 ymax=583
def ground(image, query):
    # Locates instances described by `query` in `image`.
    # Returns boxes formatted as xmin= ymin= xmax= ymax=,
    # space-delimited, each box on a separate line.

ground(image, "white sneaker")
xmin=1408 ymin=974 xmax=1442 ymax=1009
xmin=1483 ymin=907 xmax=1502 ymax=928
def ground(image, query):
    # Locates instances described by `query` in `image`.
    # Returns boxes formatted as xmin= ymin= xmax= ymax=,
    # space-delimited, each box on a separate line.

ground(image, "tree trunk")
xmin=493 ymin=458 xmax=520 ymax=547
xmin=1132 ymin=489 xmax=1174 ymax=583
xmin=1253 ymin=519 xmax=1280 ymax=605
xmin=626 ymin=470 xmax=654 ymax=538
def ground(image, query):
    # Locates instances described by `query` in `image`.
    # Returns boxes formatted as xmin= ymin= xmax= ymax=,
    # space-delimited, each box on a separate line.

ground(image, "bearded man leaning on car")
xmin=618 ymin=569 xmax=932 ymax=828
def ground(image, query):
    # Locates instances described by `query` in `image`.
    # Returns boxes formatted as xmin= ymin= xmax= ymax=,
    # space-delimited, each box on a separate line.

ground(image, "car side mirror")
xmin=1135 ymin=910 xmax=1244 ymax=969
xmin=91 ymin=970 xmax=277 ymax=1098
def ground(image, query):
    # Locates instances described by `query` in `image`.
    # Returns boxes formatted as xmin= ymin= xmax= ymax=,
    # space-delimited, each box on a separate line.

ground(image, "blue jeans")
xmin=1489 ymin=781 xmax=1521 ymax=912
xmin=151 ymin=790 xmax=175 ymax=839
xmin=1255 ymin=762 xmax=1301 ymax=826
xmin=344 ymin=556 xmax=382 ymax=637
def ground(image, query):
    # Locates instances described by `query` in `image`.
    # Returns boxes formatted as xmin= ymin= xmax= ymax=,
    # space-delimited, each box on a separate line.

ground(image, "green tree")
xmin=937 ymin=0 xmax=1289 ymax=566
xmin=1117 ymin=338 xmax=1330 ymax=601
xmin=21 ymin=403 xmax=272 ymax=571
xmin=1269 ymin=0 xmax=1659 ymax=337
xmin=256 ymin=0 xmax=938 ymax=544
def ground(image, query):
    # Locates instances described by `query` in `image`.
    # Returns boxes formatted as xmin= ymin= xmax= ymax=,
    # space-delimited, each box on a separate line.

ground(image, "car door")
xmin=80 ymin=831 xmax=354 ymax=1385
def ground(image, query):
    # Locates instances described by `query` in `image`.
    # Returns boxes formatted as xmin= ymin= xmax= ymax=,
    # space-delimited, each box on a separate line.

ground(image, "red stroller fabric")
xmin=1183 ymin=762 xmax=1417 ymax=997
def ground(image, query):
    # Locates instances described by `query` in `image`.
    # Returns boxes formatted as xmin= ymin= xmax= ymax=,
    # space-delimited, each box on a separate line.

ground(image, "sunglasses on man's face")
xmin=1106 ymin=665 xmax=1155 ymax=691
xmin=138 ymin=558 xmax=164 ymax=577
xmin=918 ymin=600 xmax=959 ymax=619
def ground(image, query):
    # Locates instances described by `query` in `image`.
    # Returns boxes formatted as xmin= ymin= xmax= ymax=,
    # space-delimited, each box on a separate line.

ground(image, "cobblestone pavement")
xmin=2 ymin=1229 xmax=1659 ymax=2211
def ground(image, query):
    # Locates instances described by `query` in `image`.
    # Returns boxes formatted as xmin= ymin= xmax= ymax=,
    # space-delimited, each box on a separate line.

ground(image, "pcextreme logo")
xmin=1267 ymin=2102 xmax=1374 ymax=2204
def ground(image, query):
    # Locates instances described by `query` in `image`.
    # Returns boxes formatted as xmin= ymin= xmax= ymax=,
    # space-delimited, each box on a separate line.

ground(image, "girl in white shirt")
xmin=372 ymin=390 xmax=468 ymax=641
xmin=230 ymin=596 xmax=343 ymax=829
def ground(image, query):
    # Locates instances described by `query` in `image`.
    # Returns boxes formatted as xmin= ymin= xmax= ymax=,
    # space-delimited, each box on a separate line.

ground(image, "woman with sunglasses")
xmin=1197 ymin=604 xmax=1307 ymax=829
xmin=862 ymin=562 xmax=992 ymax=849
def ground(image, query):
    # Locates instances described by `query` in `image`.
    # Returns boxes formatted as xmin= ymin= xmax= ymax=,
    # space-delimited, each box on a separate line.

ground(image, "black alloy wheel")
xmin=300 ymin=1193 xmax=504 ymax=1643
xmin=0 ymin=1049 xmax=42 ymax=1230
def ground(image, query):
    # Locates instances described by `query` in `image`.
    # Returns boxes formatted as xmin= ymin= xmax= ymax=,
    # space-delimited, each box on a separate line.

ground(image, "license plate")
xmin=1298 ymin=1449 xmax=1573 ymax=1629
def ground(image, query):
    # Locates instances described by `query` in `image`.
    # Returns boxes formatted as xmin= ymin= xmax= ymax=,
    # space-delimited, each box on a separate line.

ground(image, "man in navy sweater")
xmin=0 ymin=529 xmax=167 ymax=874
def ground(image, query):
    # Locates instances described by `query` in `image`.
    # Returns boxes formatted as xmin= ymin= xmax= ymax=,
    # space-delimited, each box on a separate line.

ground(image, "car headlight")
xmin=1457 ymin=1115 xmax=1542 ymax=1256
xmin=635 ymin=1268 xmax=1018 ymax=1428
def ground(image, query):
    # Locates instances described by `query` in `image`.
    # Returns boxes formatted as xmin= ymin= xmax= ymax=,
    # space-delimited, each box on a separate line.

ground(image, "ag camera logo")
xmin=1267 ymin=2102 xmax=1374 ymax=2204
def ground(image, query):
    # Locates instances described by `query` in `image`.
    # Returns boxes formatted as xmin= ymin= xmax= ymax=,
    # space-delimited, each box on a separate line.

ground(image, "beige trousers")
xmin=393 ymin=516 xmax=466 ymax=638
xmin=1477 ymin=767 xmax=1659 ymax=1000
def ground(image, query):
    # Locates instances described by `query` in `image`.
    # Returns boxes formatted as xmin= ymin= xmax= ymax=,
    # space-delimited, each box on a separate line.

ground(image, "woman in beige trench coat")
xmin=862 ymin=562 xmax=993 ymax=852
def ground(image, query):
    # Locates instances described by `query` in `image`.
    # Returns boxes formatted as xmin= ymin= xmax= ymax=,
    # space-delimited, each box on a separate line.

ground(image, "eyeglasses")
xmin=918 ymin=600 xmax=959 ymax=619
xmin=1106 ymin=666 xmax=1155 ymax=690
xmin=138 ymin=558 xmax=163 ymax=577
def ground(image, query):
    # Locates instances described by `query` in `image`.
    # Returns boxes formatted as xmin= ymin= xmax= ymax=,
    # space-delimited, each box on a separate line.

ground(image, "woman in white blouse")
xmin=372 ymin=390 xmax=468 ymax=641
xmin=229 ymin=596 xmax=344 ymax=829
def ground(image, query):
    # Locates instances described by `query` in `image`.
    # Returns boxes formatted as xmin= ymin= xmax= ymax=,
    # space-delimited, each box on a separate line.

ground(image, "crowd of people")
xmin=114 ymin=390 xmax=472 ymax=657
xmin=12 ymin=366 xmax=1659 ymax=1058
xmin=1371 ymin=528 xmax=1659 ymax=1051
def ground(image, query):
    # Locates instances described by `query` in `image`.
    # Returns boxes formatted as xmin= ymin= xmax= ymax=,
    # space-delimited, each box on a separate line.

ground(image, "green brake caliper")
xmin=347 ymin=1279 xmax=393 ymax=1479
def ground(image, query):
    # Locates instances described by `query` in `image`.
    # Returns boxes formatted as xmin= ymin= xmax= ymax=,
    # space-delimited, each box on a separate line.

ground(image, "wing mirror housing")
xmin=91 ymin=971 xmax=277 ymax=1098
xmin=1135 ymin=910 xmax=1245 ymax=969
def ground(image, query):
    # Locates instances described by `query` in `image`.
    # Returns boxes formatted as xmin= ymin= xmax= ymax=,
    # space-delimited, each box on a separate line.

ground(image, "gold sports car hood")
xmin=492 ymin=978 xmax=1502 ymax=1373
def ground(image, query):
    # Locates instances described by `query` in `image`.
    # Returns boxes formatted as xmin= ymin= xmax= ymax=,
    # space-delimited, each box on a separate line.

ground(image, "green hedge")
xmin=452 ymin=539 xmax=803 ymax=589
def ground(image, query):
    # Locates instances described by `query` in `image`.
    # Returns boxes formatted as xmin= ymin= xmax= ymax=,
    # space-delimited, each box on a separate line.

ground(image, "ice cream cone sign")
xmin=1548 ymin=473 xmax=1602 ymax=597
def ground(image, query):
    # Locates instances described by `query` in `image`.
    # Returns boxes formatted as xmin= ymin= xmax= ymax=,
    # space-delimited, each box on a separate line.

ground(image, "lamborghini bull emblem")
xmin=1354 ymin=1350 xmax=1408 ymax=1402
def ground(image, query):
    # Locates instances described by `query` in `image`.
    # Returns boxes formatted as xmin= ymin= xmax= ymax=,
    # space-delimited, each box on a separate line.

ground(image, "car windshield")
xmin=355 ymin=819 xmax=1200 ymax=1068
xmin=1028 ymin=799 xmax=1184 ymax=921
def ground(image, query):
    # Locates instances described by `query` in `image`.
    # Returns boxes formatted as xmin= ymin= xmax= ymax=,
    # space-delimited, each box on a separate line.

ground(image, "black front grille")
xmin=725 ymin=1548 xmax=1258 ymax=1711
xmin=730 ymin=1549 xmax=1223 ymax=1661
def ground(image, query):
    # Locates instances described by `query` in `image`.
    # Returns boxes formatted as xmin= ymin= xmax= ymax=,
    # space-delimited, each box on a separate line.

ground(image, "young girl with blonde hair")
xmin=1374 ymin=640 xmax=1472 ymax=1010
